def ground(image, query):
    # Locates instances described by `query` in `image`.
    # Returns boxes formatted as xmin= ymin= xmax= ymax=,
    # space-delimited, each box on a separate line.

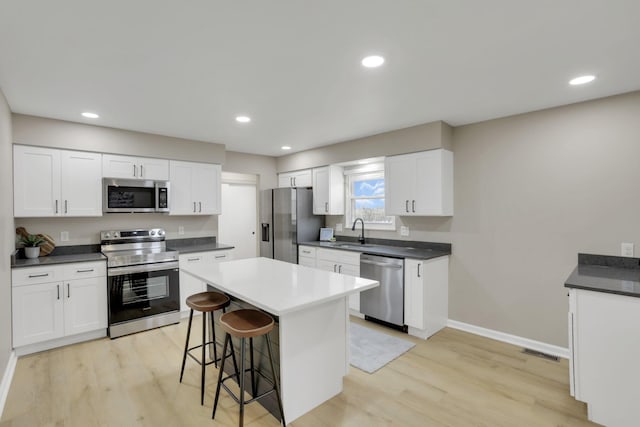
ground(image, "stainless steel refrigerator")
xmin=260 ymin=188 xmax=323 ymax=264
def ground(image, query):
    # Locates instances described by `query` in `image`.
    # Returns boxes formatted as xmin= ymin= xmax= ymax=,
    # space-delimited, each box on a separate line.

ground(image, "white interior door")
xmin=219 ymin=182 xmax=257 ymax=259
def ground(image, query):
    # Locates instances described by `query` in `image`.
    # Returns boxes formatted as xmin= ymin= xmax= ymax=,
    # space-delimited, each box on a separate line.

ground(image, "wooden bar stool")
xmin=212 ymin=309 xmax=285 ymax=427
xmin=179 ymin=291 xmax=238 ymax=405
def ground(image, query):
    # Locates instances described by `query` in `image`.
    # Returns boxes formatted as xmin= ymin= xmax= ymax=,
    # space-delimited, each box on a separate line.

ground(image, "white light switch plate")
xmin=60 ymin=231 xmax=69 ymax=242
xmin=335 ymin=223 xmax=343 ymax=232
xmin=178 ymin=226 xmax=185 ymax=235
xmin=621 ymin=242 xmax=634 ymax=257
xmin=400 ymin=226 xmax=410 ymax=237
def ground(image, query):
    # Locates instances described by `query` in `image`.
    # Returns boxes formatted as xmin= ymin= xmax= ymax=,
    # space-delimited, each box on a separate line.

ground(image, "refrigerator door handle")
xmin=261 ymin=223 xmax=270 ymax=242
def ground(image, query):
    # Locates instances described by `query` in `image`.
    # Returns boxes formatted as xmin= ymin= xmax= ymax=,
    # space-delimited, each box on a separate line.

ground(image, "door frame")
xmin=220 ymin=172 xmax=259 ymax=258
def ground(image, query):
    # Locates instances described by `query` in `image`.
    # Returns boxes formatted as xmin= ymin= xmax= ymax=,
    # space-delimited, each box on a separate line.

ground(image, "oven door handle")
xmin=107 ymin=261 xmax=179 ymax=277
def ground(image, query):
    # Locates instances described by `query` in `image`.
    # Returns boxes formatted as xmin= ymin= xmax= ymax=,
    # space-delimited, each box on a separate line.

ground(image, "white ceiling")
xmin=1 ymin=1 xmax=639 ymax=156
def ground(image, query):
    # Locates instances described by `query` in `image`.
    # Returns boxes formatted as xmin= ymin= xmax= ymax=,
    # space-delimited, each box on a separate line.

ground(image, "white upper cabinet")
xmin=278 ymin=169 xmax=313 ymax=188
xmin=385 ymin=149 xmax=453 ymax=216
xmin=60 ymin=150 xmax=102 ymax=216
xmin=169 ymin=160 xmax=221 ymax=215
xmin=312 ymin=166 xmax=344 ymax=215
xmin=14 ymin=145 xmax=102 ymax=217
xmin=102 ymin=154 xmax=169 ymax=180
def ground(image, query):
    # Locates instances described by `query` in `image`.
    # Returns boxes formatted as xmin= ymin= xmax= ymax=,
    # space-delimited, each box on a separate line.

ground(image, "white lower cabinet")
xmin=306 ymin=247 xmax=361 ymax=313
xmin=12 ymin=261 xmax=107 ymax=349
xmin=298 ymin=246 xmax=316 ymax=267
xmin=179 ymin=250 xmax=233 ymax=315
xmin=404 ymin=257 xmax=449 ymax=339
xmin=568 ymin=288 xmax=640 ymax=427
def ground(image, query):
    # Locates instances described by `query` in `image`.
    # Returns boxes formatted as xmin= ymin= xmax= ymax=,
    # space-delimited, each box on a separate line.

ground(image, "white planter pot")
xmin=24 ymin=246 xmax=40 ymax=259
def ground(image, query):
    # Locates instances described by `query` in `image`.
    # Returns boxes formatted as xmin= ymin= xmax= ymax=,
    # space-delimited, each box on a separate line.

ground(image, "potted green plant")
xmin=19 ymin=234 xmax=45 ymax=259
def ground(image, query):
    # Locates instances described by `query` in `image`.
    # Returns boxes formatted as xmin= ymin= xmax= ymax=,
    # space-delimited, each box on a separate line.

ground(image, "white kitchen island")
xmin=181 ymin=256 xmax=379 ymax=423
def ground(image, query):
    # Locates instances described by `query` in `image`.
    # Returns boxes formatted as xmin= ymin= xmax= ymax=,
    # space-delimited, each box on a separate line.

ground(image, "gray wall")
xmin=0 ymin=89 xmax=14 ymax=377
xmin=223 ymin=151 xmax=277 ymax=190
xmin=277 ymin=120 xmax=451 ymax=172
xmin=448 ymin=91 xmax=640 ymax=347
xmin=12 ymin=114 xmax=226 ymax=163
xmin=11 ymin=114 xmax=228 ymax=245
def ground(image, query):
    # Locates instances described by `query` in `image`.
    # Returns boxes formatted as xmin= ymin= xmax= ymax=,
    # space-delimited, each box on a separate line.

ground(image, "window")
xmin=345 ymin=167 xmax=395 ymax=230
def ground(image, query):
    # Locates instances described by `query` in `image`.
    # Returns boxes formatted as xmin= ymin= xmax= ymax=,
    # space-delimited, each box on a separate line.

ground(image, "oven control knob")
xmin=113 ymin=232 xmax=119 ymax=238
xmin=104 ymin=233 xmax=111 ymax=239
xmin=158 ymin=230 xmax=165 ymax=236
xmin=150 ymin=230 xmax=156 ymax=236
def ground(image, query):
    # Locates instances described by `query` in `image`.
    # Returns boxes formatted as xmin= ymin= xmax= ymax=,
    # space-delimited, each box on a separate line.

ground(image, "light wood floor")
xmin=0 ymin=317 xmax=598 ymax=427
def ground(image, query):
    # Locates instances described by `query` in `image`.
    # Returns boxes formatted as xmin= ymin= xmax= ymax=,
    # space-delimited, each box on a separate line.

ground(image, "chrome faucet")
xmin=351 ymin=218 xmax=365 ymax=244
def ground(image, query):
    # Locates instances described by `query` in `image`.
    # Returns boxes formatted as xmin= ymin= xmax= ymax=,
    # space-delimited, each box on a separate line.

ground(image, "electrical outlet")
xmin=621 ymin=242 xmax=634 ymax=257
xmin=178 ymin=226 xmax=185 ymax=235
xmin=60 ymin=231 xmax=69 ymax=242
xmin=400 ymin=226 xmax=410 ymax=237
xmin=335 ymin=223 xmax=343 ymax=232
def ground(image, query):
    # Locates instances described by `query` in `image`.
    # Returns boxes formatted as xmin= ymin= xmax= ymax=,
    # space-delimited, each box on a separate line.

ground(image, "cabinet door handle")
xmin=187 ymin=257 xmax=201 ymax=262
xmin=338 ymin=265 xmax=342 ymax=273
xmin=333 ymin=264 xmax=337 ymax=272
xmin=214 ymin=255 xmax=226 ymax=259
xmin=29 ymin=273 xmax=49 ymax=278
xmin=290 ymin=177 xmax=293 ymax=187
xmin=67 ymin=283 xmax=70 ymax=298
xmin=302 ymin=250 xmax=310 ymax=254
xmin=199 ymin=202 xmax=202 ymax=212
xmin=293 ymin=177 xmax=296 ymax=187
xmin=405 ymin=200 xmax=409 ymax=212
xmin=57 ymin=284 xmax=60 ymax=300
xmin=140 ymin=164 xmax=144 ymax=177
xmin=417 ymin=263 xmax=421 ymax=278
xmin=325 ymin=202 xmax=328 ymax=213
xmin=65 ymin=200 xmax=68 ymax=214
xmin=133 ymin=164 xmax=137 ymax=177
xmin=193 ymin=202 xmax=196 ymax=213
xmin=55 ymin=200 xmax=59 ymax=214
xmin=76 ymin=269 xmax=94 ymax=273
xmin=412 ymin=200 xmax=416 ymax=213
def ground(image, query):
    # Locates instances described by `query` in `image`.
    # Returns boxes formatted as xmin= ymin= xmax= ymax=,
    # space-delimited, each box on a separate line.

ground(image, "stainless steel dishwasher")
xmin=359 ymin=254 xmax=405 ymax=330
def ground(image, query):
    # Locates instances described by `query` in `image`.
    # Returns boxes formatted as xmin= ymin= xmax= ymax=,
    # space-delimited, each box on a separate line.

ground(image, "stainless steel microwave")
xmin=103 ymin=178 xmax=170 ymax=213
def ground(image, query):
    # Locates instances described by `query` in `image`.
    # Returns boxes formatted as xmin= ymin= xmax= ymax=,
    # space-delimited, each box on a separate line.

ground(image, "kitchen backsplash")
xmin=14 ymin=214 xmax=218 ymax=246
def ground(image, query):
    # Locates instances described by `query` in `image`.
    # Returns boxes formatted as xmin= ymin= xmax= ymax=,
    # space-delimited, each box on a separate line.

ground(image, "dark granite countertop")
xmin=11 ymin=245 xmax=106 ymax=269
xmin=299 ymin=238 xmax=451 ymax=260
xmin=167 ymin=237 xmax=234 ymax=254
xmin=565 ymin=253 xmax=640 ymax=298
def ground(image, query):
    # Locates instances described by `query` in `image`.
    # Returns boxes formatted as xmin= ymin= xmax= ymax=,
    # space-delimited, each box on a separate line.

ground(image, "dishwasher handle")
xmin=360 ymin=259 xmax=403 ymax=269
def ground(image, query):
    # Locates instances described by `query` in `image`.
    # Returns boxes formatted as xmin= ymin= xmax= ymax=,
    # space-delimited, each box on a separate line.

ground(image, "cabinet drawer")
xmin=298 ymin=246 xmax=316 ymax=258
xmin=316 ymin=248 xmax=361 ymax=266
xmin=211 ymin=250 xmax=232 ymax=262
xmin=12 ymin=265 xmax=64 ymax=286
xmin=62 ymin=261 xmax=106 ymax=280
xmin=179 ymin=253 xmax=208 ymax=265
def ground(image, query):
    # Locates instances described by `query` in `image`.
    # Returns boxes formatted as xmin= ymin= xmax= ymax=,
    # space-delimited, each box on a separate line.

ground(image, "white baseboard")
xmin=15 ymin=329 xmax=107 ymax=357
xmin=0 ymin=351 xmax=17 ymax=420
xmin=447 ymin=319 xmax=570 ymax=359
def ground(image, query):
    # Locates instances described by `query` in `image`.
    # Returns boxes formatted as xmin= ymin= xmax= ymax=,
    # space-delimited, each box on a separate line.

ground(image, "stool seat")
xmin=186 ymin=291 xmax=230 ymax=312
xmin=220 ymin=309 xmax=274 ymax=338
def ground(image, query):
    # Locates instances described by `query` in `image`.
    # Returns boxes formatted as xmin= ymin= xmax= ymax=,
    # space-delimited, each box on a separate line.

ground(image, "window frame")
xmin=344 ymin=164 xmax=396 ymax=231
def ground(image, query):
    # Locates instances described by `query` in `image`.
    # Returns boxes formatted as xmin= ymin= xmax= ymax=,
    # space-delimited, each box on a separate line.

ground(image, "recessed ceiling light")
xmin=235 ymin=115 xmax=251 ymax=123
xmin=569 ymin=75 xmax=596 ymax=86
xmin=81 ymin=112 xmax=99 ymax=118
xmin=281 ymin=146 xmax=291 ymax=150
xmin=361 ymin=55 xmax=385 ymax=68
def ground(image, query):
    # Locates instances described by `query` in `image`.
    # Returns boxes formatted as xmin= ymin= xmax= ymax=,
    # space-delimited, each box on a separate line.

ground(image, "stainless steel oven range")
xmin=101 ymin=228 xmax=180 ymax=338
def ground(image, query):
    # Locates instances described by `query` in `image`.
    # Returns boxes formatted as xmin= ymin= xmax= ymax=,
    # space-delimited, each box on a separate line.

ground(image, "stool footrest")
xmin=185 ymin=340 xmax=228 ymax=367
